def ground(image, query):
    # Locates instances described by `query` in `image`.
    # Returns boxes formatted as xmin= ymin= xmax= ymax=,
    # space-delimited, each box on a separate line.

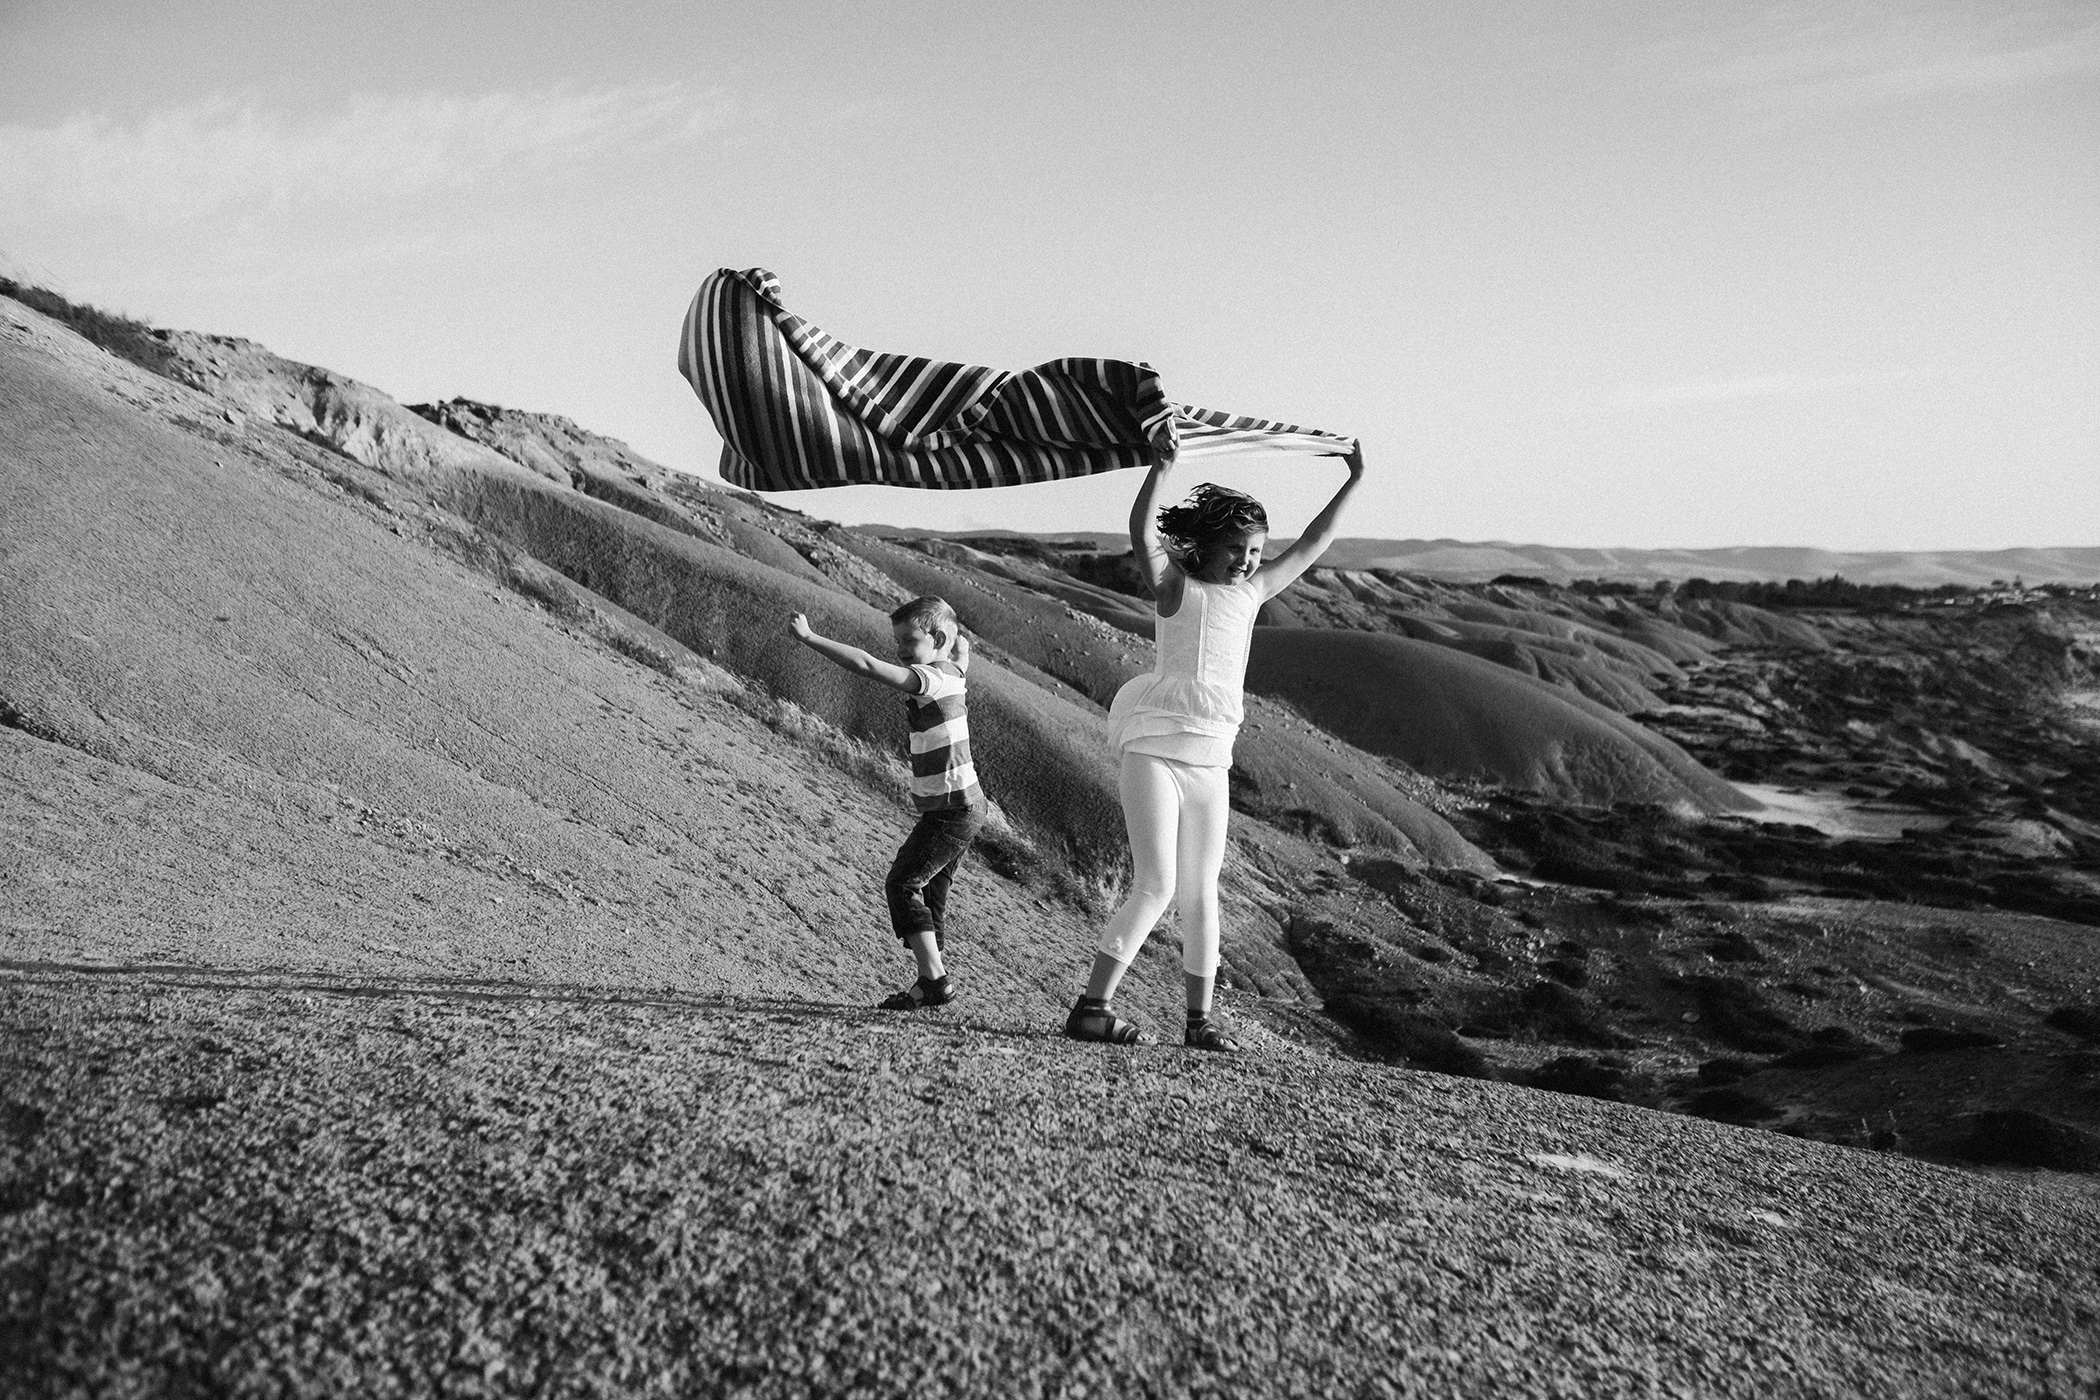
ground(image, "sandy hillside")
xmin=5 ymin=295 xmax=2099 ymax=1397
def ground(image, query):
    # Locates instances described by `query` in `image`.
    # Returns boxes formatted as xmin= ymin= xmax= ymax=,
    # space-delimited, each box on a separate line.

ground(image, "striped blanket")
xmin=677 ymin=268 xmax=1352 ymax=492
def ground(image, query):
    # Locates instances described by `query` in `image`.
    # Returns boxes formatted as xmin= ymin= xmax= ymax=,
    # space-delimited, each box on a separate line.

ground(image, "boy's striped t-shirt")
xmin=906 ymin=661 xmax=983 ymax=811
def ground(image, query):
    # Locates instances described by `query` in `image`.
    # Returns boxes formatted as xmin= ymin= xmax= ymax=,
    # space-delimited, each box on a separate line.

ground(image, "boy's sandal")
xmin=1184 ymin=1019 xmax=1243 ymax=1054
xmin=880 ymin=976 xmax=956 ymax=1011
xmin=1065 ymin=1000 xmax=1147 ymax=1045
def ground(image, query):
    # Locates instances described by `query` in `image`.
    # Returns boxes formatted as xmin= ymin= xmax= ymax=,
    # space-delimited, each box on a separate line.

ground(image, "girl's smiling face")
xmin=1193 ymin=530 xmax=1266 ymax=584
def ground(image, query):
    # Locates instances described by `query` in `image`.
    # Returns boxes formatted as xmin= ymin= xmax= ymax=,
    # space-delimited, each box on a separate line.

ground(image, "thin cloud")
xmin=0 ymin=85 xmax=738 ymax=226
xmin=1653 ymin=2 xmax=2100 ymax=114
xmin=1573 ymin=368 xmax=1937 ymax=414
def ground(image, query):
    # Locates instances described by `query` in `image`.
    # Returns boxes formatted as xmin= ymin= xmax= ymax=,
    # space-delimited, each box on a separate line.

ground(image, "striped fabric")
xmin=907 ymin=663 xmax=981 ymax=811
xmin=677 ymin=268 xmax=1354 ymax=492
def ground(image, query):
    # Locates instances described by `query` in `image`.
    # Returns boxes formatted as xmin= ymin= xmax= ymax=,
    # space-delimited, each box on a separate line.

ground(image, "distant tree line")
xmin=1547 ymin=576 xmax=2099 ymax=608
xmin=1671 ymin=576 xmax=1973 ymax=609
xmin=1554 ymin=574 xmax=1977 ymax=609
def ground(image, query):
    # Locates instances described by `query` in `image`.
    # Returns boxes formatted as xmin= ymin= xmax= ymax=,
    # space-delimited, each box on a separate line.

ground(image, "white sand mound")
xmin=0 ymin=307 xmax=997 ymax=999
xmin=0 ymin=294 xmax=1487 ymax=1028
xmin=828 ymin=534 xmax=1490 ymax=868
xmin=1246 ymin=629 xmax=1756 ymax=812
xmin=1659 ymin=597 xmax=1829 ymax=650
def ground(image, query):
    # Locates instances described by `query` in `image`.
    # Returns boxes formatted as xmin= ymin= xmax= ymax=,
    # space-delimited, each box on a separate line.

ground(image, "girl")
xmin=1066 ymin=442 xmax=1368 ymax=1050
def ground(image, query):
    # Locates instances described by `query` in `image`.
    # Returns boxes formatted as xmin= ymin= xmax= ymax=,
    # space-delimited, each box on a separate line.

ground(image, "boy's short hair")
xmin=889 ymin=595 xmax=957 ymax=637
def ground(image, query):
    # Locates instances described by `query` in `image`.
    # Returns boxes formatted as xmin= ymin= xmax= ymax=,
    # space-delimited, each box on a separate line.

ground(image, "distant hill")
xmin=871 ymin=527 xmax=2100 ymax=588
xmin=1318 ymin=541 xmax=2100 ymax=587
xmin=9 ymin=287 xmax=2100 ymax=1396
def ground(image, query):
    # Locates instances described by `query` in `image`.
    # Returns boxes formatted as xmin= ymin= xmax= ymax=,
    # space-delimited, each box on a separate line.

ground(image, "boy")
xmin=788 ymin=596 xmax=985 ymax=1009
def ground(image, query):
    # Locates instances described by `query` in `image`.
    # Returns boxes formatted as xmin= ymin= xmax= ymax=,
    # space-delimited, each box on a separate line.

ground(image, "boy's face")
xmin=893 ymin=621 xmax=946 ymax=665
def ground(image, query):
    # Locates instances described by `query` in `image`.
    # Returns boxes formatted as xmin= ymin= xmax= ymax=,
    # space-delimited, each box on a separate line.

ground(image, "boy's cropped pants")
xmin=886 ymin=805 xmax=985 ymax=946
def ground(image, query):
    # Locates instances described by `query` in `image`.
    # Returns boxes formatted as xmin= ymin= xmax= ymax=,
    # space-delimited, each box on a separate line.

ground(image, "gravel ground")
xmin=6 ymin=966 xmax=2097 ymax=1399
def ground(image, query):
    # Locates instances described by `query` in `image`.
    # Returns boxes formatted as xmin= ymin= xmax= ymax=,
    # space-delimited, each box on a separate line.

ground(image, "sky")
xmin=1 ymin=0 xmax=2094 ymax=549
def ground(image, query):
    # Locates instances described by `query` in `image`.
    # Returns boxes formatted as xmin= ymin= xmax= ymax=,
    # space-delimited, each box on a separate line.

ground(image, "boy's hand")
xmin=788 ymin=612 xmax=812 ymax=640
xmin=1343 ymin=439 xmax=1366 ymax=481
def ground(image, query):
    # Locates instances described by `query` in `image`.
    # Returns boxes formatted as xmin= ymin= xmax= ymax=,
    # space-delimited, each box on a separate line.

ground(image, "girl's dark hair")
xmin=1156 ymin=484 xmax=1268 ymax=566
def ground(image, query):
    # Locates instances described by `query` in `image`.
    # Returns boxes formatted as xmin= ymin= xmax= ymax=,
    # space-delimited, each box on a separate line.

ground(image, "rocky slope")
xmin=939 ymin=533 xmax=2100 ymax=1169
xmin=6 ymin=292 xmax=2099 ymax=1395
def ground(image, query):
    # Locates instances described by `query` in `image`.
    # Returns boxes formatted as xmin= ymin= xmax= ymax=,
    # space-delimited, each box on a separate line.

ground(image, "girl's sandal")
xmin=1065 ymin=999 xmax=1147 ymax=1045
xmin=1184 ymin=1018 xmax=1243 ymax=1054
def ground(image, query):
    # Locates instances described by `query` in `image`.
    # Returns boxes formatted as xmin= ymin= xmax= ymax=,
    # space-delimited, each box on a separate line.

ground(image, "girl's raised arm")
xmin=1255 ymin=441 xmax=1367 ymax=600
xmin=1128 ymin=451 xmax=1186 ymax=612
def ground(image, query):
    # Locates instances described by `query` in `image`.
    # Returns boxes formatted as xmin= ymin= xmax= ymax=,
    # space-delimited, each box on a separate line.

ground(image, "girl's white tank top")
xmin=1106 ymin=576 xmax=1264 ymax=767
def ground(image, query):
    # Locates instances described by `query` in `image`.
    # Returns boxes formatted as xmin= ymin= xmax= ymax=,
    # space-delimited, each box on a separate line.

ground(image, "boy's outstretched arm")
xmin=788 ymin=613 xmax=921 ymax=692
xmin=1255 ymin=441 xmax=1367 ymax=599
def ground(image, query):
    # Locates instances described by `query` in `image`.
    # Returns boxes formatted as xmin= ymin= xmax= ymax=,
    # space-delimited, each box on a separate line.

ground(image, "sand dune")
xmin=0 ymin=309 xmax=989 ymax=1001
xmin=0 ymin=293 xmax=1492 ymax=979
xmin=8 ymin=289 xmax=2099 ymax=1396
xmin=1246 ymin=629 xmax=1756 ymax=812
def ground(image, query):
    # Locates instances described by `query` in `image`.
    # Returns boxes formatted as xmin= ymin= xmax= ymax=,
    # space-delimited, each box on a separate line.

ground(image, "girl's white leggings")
xmin=1097 ymin=752 xmax=1230 ymax=977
